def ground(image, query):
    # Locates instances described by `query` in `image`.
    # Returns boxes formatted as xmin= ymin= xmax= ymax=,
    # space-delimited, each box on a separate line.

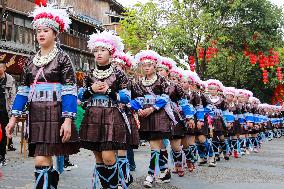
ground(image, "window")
xmin=25 ymin=19 xmax=33 ymax=29
xmin=14 ymin=16 xmax=24 ymax=26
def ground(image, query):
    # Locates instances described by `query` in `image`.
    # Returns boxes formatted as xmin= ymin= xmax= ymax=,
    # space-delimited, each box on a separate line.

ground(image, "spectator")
xmin=0 ymin=60 xmax=16 ymax=166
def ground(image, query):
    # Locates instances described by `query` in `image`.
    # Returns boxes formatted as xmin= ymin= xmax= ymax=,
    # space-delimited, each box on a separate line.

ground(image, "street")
xmin=1 ymin=136 xmax=284 ymax=189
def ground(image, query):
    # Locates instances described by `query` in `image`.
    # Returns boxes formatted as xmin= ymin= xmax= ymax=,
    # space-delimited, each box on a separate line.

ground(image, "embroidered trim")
xmin=17 ymin=86 xmax=30 ymax=97
xmin=62 ymin=111 xmax=76 ymax=118
xmin=61 ymin=85 xmax=77 ymax=96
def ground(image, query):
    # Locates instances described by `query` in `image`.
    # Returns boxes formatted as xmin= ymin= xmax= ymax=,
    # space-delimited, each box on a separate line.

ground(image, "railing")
xmin=1 ymin=24 xmax=35 ymax=50
xmin=59 ymin=31 xmax=89 ymax=52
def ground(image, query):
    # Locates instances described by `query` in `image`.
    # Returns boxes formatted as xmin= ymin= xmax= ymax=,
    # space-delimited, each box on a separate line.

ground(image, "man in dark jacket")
xmin=0 ymin=60 xmax=16 ymax=166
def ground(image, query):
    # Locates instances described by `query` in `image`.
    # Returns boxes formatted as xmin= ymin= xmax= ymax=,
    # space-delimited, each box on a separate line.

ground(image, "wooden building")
xmin=0 ymin=0 xmax=124 ymax=82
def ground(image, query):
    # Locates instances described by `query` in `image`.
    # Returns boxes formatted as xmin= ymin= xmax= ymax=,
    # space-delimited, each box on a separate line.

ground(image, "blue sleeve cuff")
xmin=245 ymin=113 xmax=254 ymax=123
xmin=17 ymin=86 xmax=30 ymax=97
xmin=62 ymin=94 xmax=77 ymax=118
xmin=78 ymin=87 xmax=86 ymax=102
xmin=117 ymin=89 xmax=131 ymax=104
xmin=178 ymin=99 xmax=195 ymax=119
xmin=223 ymin=111 xmax=235 ymax=123
xmin=196 ymin=106 xmax=205 ymax=121
xmin=130 ymin=97 xmax=144 ymax=111
xmin=153 ymin=94 xmax=169 ymax=110
xmin=12 ymin=94 xmax=29 ymax=116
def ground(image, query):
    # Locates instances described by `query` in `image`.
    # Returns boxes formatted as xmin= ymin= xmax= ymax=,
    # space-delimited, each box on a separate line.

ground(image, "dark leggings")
xmin=0 ymin=112 xmax=8 ymax=160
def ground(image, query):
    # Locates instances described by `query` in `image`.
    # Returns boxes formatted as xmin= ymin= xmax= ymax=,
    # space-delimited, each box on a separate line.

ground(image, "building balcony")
xmin=0 ymin=23 xmax=91 ymax=54
xmin=0 ymin=24 xmax=36 ymax=54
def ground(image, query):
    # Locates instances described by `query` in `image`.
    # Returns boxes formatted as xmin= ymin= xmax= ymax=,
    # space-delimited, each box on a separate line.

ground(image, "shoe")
xmin=7 ymin=145 xmax=16 ymax=151
xmin=198 ymin=158 xmax=207 ymax=166
xmin=192 ymin=164 xmax=196 ymax=171
xmin=216 ymin=155 xmax=220 ymax=162
xmin=0 ymin=159 xmax=7 ymax=167
xmin=156 ymin=169 xmax=171 ymax=183
xmin=253 ymin=148 xmax=259 ymax=153
xmin=224 ymin=156 xmax=229 ymax=161
xmin=172 ymin=166 xmax=178 ymax=174
xmin=144 ymin=175 xmax=154 ymax=188
xmin=208 ymin=157 xmax=216 ymax=167
xmin=187 ymin=161 xmax=194 ymax=172
xmin=129 ymin=164 xmax=136 ymax=171
xmin=141 ymin=141 xmax=147 ymax=146
xmin=245 ymin=150 xmax=250 ymax=155
xmin=126 ymin=174 xmax=134 ymax=187
xmin=176 ymin=164 xmax=185 ymax=177
xmin=233 ymin=151 xmax=239 ymax=158
xmin=64 ymin=161 xmax=78 ymax=171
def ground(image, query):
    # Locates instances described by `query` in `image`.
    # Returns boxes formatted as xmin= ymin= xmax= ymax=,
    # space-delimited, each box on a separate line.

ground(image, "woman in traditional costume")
xmin=79 ymin=31 xmax=131 ymax=189
xmin=6 ymin=3 xmax=79 ymax=188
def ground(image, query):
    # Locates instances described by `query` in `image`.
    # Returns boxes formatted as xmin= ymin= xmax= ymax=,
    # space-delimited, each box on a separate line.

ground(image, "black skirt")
xmin=80 ymin=106 xmax=128 ymax=152
xmin=28 ymin=101 xmax=80 ymax=157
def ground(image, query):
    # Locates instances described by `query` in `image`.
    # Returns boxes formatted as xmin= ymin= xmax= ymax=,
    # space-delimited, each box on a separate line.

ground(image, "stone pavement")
xmin=1 ymin=136 xmax=284 ymax=189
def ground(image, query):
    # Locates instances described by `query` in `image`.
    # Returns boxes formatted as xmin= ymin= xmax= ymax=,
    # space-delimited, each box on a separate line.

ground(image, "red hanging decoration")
xmin=273 ymin=52 xmax=279 ymax=64
xmin=277 ymin=67 xmax=282 ymax=81
xmin=259 ymin=55 xmax=265 ymax=69
xmin=198 ymin=48 xmax=204 ymax=59
xmin=35 ymin=0 xmax=47 ymax=6
xmin=268 ymin=56 xmax=275 ymax=68
xmin=262 ymin=69 xmax=269 ymax=84
xmin=189 ymin=56 xmax=195 ymax=65
xmin=188 ymin=55 xmax=195 ymax=71
xmin=249 ymin=54 xmax=257 ymax=65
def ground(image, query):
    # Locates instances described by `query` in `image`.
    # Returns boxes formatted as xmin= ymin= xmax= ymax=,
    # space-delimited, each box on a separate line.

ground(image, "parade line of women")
xmin=4 ymin=3 xmax=284 ymax=189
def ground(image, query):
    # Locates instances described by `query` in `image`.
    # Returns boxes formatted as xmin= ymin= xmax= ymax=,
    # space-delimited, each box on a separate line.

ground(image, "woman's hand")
xmin=227 ymin=122 xmax=233 ymax=129
xmin=187 ymin=119 xmax=195 ymax=129
xmin=196 ymin=121 xmax=204 ymax=130
xmin=91 ymin=82 xmax=105 ymax=93
xmin=60 ymin=118 xmax=72 ymax=143
xmin=138 ymin=107 xmax=154 ymax=118
xmin=6 ymin=116 xmax=17 ymax=139
xmin=246 ymin=122 xmax=253 ymax=128
xmin=98 ymin=82 xmax=110 ymax=94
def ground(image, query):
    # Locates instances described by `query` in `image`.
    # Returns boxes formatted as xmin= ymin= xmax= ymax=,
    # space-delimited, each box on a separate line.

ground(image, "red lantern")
xmin=190 ymin=64 xmax=195 ymax=71
xmin=274 ymin=52 xmax=279 ymax=64
xmin=249 ymin=54 xmax=257 ymax=65
xmin=198 ymin=48 xmax=204 ymax=59
xmin=262 ymin=56 xmax=269 ymax=68
xmin=206 ymin=53 xmax=212 ymax=61
xmin=243 ymin=50 xmax=250 ymax=57
xmin=259 ymin=57 xmax=265 ymax=69
xmin=189 ymin=56 xmax=195 ymax=65
xmin=268 ymin=56 xmax=274 ymax=68
xmin=262 ymin=70 xmax=268 ymax=84
xmin=35 ymin=0 xmax=47 ymax=6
